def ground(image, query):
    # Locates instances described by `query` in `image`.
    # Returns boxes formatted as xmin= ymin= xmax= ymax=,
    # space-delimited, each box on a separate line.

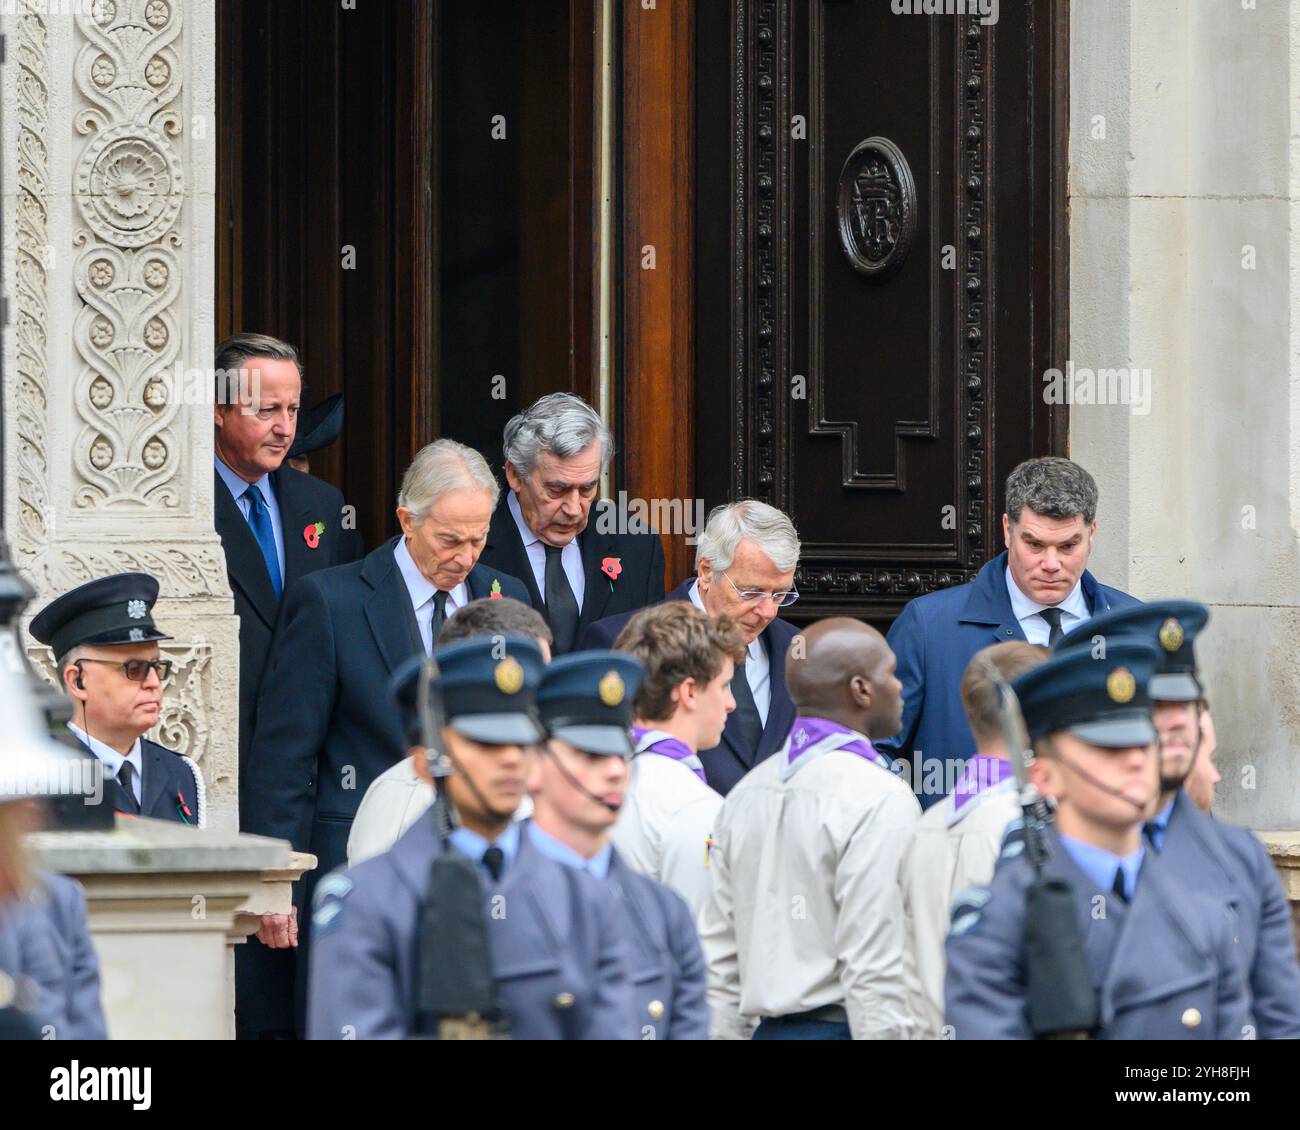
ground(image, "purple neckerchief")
xmin=631 ymin=726 xmax=707 ymax=784
xmin=951 ymin=754 xmax=1014 ymax=814
xmin=785 ymin=716 xmax=888 ymax=772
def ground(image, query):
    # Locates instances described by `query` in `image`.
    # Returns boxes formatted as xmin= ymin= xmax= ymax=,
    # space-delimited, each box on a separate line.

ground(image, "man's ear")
xmin=62 ymin=664 xmax=87 ymax=702
xmin=504 ymin=462 xmax=523 ymax=494
xmin=1028 ymin=756 xmax=1059 ymax=800
xmin=697 ymin=558 xmax=713 ymax=591
xmin=395 ymin=507 xmax=415 ymax=539
xmin=526 ymin=745 xmax=546 ymax=795
xmin=676 ymin=677 xmax=698 ymax=713
xmin=1002 ymin=512 xmax=1012 ymax=549
xmin=410 ymin=746 xmax=431 ymax=784
xmin=849 ymin=673 xmax=872 ymax=709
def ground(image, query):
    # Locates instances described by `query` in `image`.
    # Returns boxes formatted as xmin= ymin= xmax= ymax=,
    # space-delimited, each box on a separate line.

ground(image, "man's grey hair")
xmin=214 ymin=332 xmax=302 ymax=406
xmin=502 ymin=392 xmax=612 ymax=476
xmin=1005 ymin=457 xmax=1099 ymax=526
xmin=398 ymin=439 xmax=500 ymax=522
xmin=694 ymin=500 xmax=801 ymax=575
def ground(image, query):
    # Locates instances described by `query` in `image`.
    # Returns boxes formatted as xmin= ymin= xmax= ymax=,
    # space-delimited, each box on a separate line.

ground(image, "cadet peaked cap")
xmin=536 ymin=651 xmax=644 ymax=757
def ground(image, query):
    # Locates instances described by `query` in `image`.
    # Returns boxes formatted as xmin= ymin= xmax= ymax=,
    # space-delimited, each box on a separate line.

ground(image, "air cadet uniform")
xmin=610 ymin=726 xmax=723 ymax=920
xmin=1055 ymin=601 xmax=1300 ymax=1038
xmin=534 ymin=653 xmax=710 ymax=1040
xmin=28 ymin=574 xmax=203 ymax=826
xmin=25 ymin=871 xmax=108 ymax=1039
xmin=307 ymin=637 xmax=635 ymax=1039
xmin=701 ymin=714 xmax=921 ymax=1040
xmin=945 ymin=640 xmax=1251 ymax=1039
xmin=900 ymin=752 xmax=1019 ymax=1038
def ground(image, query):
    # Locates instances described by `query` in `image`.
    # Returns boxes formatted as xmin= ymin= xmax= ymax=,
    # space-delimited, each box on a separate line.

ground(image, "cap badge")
xmin=494 ymin=656 xmax=525 ymax=695
xmin=1158 ymin=617 xmax=1184 ymax=652
xmin=598 ymin=670 xmax=625 ymax=706
xmin=127 ymin=600 xmax=148 ymax=620
xmin=129 ymin=628 xmax=145 ymax=643
xmin=1106 ymin=666 xmax=1137 ymax=704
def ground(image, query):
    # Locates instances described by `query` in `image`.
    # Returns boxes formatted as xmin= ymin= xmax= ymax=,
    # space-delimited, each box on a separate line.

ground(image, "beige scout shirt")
xmin=610 ymin=745 xmax=723 ymax=921
xmin=898 ymin=776 xmax=1020 ymax=1038
xmin=700 ymin=730 xmax=922 ymax=1039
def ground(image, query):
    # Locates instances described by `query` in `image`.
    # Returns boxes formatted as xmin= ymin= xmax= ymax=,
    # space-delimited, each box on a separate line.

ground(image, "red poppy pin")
xmin=489 ymin=578 xmax=503 ymax=599
xmin=601 ymin=556 xmax=622 ymax=591
xmin=304 ymin=521 xmax=325 ymax=549
xmin=176 ymin=789 xmax=193 ymax=825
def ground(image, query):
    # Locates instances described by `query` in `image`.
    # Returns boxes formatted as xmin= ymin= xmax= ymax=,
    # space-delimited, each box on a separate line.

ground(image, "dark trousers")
xmin=753 ymin=1014 xmax=852 ymax=1040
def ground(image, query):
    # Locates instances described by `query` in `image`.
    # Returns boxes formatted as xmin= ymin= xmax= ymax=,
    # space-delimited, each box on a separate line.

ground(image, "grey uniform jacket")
xmin=945 ymin=825 xmax=1251 ymax=1040
xmin=609 ymin=850 xmax=708 ymax=1039
xmin=1158 ymin=791 xmax=1300 ymax=1039
xmin=307 ymin=815 xmax=636 ymax=1040
xmin=0 ymin=897 xmax=61 ymax=1035
xmin=29 ymin=872 xmax=107 ymax=1040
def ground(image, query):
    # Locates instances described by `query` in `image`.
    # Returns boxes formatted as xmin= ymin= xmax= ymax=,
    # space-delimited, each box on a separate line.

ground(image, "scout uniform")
xmin=608 ymin=726 xmax=723 ymax=920
xmin=701 ymin=714 xmax=921 ymax=1040
xmin=534 ymin=653 xmax=709 ymax=1040
xmin=899 ymin=752 xmax=1019 ymax=1038
xmin=1055 ymin=601 xmax=1300 ymax=1038
xmin=944 ymin=639 xmax=1251 ymax=1039
xmin=28 ymin=573 xmax=202 ymax=826
xmin=307 ymin=637 xmax=635 ymax=1039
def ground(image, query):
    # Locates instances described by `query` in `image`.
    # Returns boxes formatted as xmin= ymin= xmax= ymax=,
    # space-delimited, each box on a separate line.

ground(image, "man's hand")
xmin=256 ymin=905 xmax=299 ymax=948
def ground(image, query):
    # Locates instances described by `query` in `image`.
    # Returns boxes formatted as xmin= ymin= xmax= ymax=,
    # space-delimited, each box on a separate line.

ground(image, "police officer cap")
xmin=29 ymin=573 xmax=172 ymax=660
xmin=1054 ymin=600 xmax=1208 ymax=703
xmin=536 ymin=651 xmax=644 ymax=757
xmin=1011 ymin=637 xmax=1161 ymax=749
xmin=390 ymin=635 xmax=546 ymax=747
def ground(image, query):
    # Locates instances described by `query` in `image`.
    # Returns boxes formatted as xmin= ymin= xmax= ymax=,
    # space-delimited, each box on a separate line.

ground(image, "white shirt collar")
xmin=506 ymin=490 xmax=541 ymax=549
xmin=1005 ymin=565 xmax=1089 ymax=623
xmin=393 ymin=537 xmax=468 ymax=610
xmin=67 ymin=722 xmax=142 ymax=777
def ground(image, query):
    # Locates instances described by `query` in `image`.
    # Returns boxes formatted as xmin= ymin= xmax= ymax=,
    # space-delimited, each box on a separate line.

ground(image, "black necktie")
xmin=481 ymin=845 xmax=505 ymax=883
xmin=1111 ymin=867 xmax=1129 ymax=904
xmin=730 ymin=654 xmax=763 ymax=756
xmin=117 ymin=761 xmax=140 ymax=814
xmin=543 ymin=545 xmax=580 ymax=654
xmin=429 ymin=590 xmax=449 ymax=652
xmin=1039 ymin=606 xmax=1064 ymax=646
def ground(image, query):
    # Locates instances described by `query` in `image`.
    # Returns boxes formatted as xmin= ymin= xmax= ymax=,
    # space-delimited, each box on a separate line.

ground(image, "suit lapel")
xmin=486 ymin=494 xmax=544 ymax=610
xmin=363 ymin=539 xmax=424 ymax=675
xmin=758 ymin=625 xmax=795 ymax=757
xmin=577 ymin=526 xmax=617 ymax=631
xmin=139 ymin=740 xmax=171 ymax=821
xmin=274 ymin=468 xmax=316 ymax=589
xmin=214 ymin=469 xmax=279 ymax=627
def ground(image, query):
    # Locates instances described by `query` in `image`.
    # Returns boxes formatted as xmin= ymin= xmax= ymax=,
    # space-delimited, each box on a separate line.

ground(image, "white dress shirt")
xmin=701 ymin=738 xmax=921 ymax=1039
xmin=393 ymin=537 xmax=468 ymax=655
xmin=688 ymin=580 xmax=770 ymax=724
xmin=67 ymin=722 xmax=143 ymax=806
xmin=507 ymin=490 xmax=586 ymax=611
xmin=1005 ymin=566 xmax=1090 ymax=645
xmin=215 ymin=455 xmax=286 ymax=588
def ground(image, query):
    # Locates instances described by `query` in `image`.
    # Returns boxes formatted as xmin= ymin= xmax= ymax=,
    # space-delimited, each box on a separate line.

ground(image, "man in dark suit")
xmin=580 ymin=500 xmax=801 ymax=795
xmin=478 ymin=392 xmax=665 ymax=654
xmin=241 ymin=439 xmax=530 ymax=1031
xmin=28 ymin=574 xmax=203 ymax=826
xmin=212 ymin=334 xmax=362 ymax=781
xmin=877 ymin=457 xmax=1138 ymax=807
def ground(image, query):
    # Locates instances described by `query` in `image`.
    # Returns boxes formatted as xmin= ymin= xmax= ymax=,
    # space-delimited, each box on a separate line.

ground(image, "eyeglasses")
xmin=76 ymin=658 xmax=173 ymax=684
xmin=720 ymin=571 xmax=800 ymax=608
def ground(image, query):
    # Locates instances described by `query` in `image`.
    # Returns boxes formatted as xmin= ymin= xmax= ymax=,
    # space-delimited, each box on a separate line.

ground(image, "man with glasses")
xmin=580 ymin=500 xmax=802 ymax=795
xmin=29 ymin=573 xmax=204 ymax=826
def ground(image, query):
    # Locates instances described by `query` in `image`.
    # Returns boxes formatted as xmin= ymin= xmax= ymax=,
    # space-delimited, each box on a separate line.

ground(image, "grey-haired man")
xmin=877 ymin=457 xmax=1138 ymax=808
xmin=478 ymin=392 xmax=666 ymax=655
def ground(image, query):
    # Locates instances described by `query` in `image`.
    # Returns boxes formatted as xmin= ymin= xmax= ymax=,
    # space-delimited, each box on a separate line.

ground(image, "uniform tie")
xmin=1143 ymin=821 xmax=1163 ymax=853
xmin=242 ymin=484 xmax=282 ymax=598
xmin=481 ymin=845 xmax=505 ymax=883
xmin=543 ymin=544 xmax=579 ymax=654
xmin=1110 ymin=866 xmax=1129 ymax=904
xmin=1039 ymin=606 xmax=1064 ymax=646
xmin=428 ymin=590 xmax=449 ymax=652
xmin=730 ymin=654 xmax=763 ymax=755
xmin=116 ymin=760 xmax=140 ymax=814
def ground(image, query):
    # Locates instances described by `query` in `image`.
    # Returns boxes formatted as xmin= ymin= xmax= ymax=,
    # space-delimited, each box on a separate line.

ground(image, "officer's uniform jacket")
xmin=944 ymin=824 xmax=1251 ymax=1039
xmin=899 ymin=777 xmax=1020 ymax=1039
xmin=1158 ymin=790 xmax=1300 ymax=1038
xmin=608 ymin=849 xmax=708 ymax=1039
xmin=307 ymin=814 xmax=635 ymax=1040
xmin=73 ymin=734 xmax=203 ymax=827
xmin=610 ymin=745 xmax=722 ymax=920
xmin=700 ymin=732 xmax=921 ymax=1040
xmin=27 ymin=871 xmax=107 ymax=1040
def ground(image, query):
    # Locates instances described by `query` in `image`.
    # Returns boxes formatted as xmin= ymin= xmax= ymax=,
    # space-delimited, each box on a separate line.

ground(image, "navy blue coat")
xmin=609 ymin=850 xmax=708 ymax=1040
xmin=478 ymin=492 xmax=666 ymax=655
xmin=878 ymin=551 xmax=1138 ymax=804
xmin=579 ymin=580 xmax=800 ymax=795
xmin=306 ymin=815 xmax=635 ymax=1039
xmin=1156 ymin=791 xmax=1300 ymax=1039
xmin=945 ymin=826 xmax=1250 ymax=1040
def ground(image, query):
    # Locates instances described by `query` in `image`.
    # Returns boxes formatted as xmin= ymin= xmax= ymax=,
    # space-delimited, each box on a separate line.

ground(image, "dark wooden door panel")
xmin=695 ymin=0 xmax=1068 ymax=626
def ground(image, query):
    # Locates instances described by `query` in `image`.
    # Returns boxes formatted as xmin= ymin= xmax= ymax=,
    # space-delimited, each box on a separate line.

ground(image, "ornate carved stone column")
xmin=2 ymin=0 xmax=239 ymax=828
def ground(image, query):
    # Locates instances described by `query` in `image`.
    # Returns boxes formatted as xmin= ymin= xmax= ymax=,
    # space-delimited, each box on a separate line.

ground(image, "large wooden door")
xmin=694 ymin=0 xmax=1069 ymax=626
